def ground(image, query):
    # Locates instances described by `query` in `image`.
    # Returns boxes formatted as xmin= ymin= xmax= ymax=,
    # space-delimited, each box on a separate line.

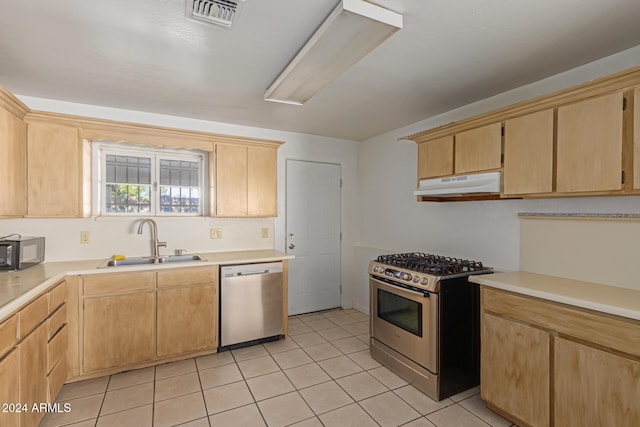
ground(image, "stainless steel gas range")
xmin=369 ymin=253 xmax=492 ymax=401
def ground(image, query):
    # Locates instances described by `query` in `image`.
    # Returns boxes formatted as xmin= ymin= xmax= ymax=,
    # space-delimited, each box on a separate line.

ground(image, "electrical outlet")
xmin=210 ymin=228 xmax=222 ymax=239
xmin=262 ymin=228 xmax=269 ymax=238
xmin=80 ymin=231 xmax=90 ymax=244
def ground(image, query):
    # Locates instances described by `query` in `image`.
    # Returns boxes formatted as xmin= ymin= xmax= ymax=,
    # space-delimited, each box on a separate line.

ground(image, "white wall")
xmin=1 ymin=100 xmax=358 ymax=308
xmin=355 ymin=45 xmax=640 ymax=313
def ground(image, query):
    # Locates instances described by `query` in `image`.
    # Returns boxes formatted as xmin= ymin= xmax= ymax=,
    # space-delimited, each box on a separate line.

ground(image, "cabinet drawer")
xmin=48 ymin=325 xmax=67 ymax=374
xmin=482 ymin=287 xmax=640 ymax=358
xmin=48 ymin=356 xmax=67 ymax=403
xmin=49 ymin=281 xmax=66 ymax=313
xmin=47 ymin=304 xmax=66 ymax=341
xmin=83 ymin=271 xmax=155 ymax=296
xmin=0 ymin=315 xmax=17 ymax=359
xmin=19 ymin=293 xmax=48 ymax=339
xmin=157 ymin=266 xmax=217 ymax=288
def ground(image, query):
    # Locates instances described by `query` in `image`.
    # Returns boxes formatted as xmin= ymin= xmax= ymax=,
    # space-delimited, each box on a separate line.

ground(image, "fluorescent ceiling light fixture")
xmin=264 ymin=0 xmax=402 ymax=105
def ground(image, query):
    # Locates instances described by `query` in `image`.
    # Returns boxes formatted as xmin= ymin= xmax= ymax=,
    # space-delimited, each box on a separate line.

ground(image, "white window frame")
xmin=93 ymin=142 xmax=207 ymax=217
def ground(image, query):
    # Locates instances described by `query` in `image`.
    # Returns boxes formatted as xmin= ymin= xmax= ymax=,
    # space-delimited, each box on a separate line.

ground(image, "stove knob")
xmin=373 ymin=266 xmax=379 ymax=272
xmin=413 ymin=275 xmax=420 ymax=283
xmin=421 ymin=277 xmax=429 ymax=286
xmin=403 ymin=273 xmax=411 ymax=281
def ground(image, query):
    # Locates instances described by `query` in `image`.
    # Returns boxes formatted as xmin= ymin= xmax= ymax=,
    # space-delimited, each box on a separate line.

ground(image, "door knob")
xmin=288 ymin=243 xmax=296 ymax=250
xmin=288 ymin=233 xmax=295 ymax=239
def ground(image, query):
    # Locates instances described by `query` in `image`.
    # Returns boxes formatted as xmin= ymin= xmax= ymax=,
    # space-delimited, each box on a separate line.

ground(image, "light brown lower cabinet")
xmin=481 ymin=286 xmax=640 ymax=427
xmin=74 ymin=266 xmax=220 ymax=377
xmin=481 ymin=312 xmax=550 ymax=427
xmin=83 ymin=292 xmax=155 ymax=373
xmin=0 ymin=349 xmax=20 ymax=427
xmin=19 ymin=323 xmax=48 ymax=427
xmin=157 ymin=286 xmax=217 ymax=358
xmin=554 ymin=337 xmax=640 ymax=427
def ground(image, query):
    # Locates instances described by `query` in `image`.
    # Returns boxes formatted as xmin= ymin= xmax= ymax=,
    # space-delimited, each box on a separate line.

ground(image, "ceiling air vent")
xmin=187 ymin=0 xmax=245 ymax=28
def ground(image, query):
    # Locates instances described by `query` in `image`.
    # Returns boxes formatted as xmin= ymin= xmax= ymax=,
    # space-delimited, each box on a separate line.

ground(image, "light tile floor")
xmin=42 ymin=308 xmax=516 ymax=427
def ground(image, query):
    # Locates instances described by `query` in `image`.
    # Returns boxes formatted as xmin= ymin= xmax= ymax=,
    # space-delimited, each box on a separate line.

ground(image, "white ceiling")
xmin=2 ymin=0 xmax=640 ymax=141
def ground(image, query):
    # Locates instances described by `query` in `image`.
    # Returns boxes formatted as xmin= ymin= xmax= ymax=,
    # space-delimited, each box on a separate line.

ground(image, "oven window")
xmin=377 ymin=289 xmax=423 ymax=337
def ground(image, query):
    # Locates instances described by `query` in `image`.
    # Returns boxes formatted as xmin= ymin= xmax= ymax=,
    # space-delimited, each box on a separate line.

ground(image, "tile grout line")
xmin=94 ymin=375 xmax=110 ymax=427
xmin=455 ymin=395 xmax=495 ymax=427
xmin=151 ymin=365 xmax=156 ymax=427
xmin=193 ymin=357 xmax=213 ymax=427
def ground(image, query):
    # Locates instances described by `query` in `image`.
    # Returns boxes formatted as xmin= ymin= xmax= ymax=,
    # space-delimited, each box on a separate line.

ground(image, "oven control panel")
xmin=370 ymin=262 xmax=433 ymax=291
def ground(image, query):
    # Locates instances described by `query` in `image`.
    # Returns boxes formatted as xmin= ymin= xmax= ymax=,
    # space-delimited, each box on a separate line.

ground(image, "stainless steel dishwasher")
xmin=220 ymin=262 xmax=284 ymax=348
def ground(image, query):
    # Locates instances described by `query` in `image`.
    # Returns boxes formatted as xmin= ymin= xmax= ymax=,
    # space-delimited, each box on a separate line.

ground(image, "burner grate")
xmin=376 ymin=252 xmax=486 ymax=275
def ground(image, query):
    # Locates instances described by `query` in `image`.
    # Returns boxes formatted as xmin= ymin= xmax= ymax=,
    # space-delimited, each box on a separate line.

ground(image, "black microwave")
xmin=0 ymin=236 xmax=45 ymax=270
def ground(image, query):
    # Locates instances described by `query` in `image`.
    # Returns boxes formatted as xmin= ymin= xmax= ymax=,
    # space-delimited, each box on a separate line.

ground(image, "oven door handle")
xmin=370 ymin=277 xmax=430 ymax=298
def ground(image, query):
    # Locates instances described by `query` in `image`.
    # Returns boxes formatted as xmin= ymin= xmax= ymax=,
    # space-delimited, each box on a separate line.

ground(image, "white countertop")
xmin=0 ymin=249 xmax=293 ymax=321
xmin=470 ymin=271 xmax=640 ymax=321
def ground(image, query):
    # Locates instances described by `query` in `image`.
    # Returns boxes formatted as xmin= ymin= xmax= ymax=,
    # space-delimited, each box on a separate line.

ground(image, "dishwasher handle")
xmin=227 ymin=269 xmax=270 ymax=277
xmin=221 ymin=261 xmax=283 ymax=278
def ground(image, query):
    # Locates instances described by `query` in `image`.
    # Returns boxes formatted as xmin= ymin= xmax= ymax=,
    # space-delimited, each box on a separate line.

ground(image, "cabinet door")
xmin=554 ymin=337 xmax=640 ymax=427
xmin=454 ymin=123 xmax=502 ymax=174
xmin=27 ymin=121 xmax=82 ymax=217
xmin=417 ymin=136 xmax=454 ymax=179
xmin=0 ymin=349 xmax=20 ymax=427
xmin=0 ymin=107 xmax=26 ymax=217
xmin=557 ymin=91 xmax=623 ymax=193
xmin=248 ymin=146 xmax=277 ymax=216
xmin=634 ymin=87 xmax=640 ymax=189
xmin=157 ymin=286 xmax=217 ymax=357
xmin=215 ymin=143 xmax=248 ymax=216
xmin=481 ymin=312 xmax=550 ymax=427
xmin=19 ymin=323 xmax=48 ymax=427
xmin=503 ymin=110 xmax=554 ymax=195
xmin=83 ymin=292 xmax=155 ymax=373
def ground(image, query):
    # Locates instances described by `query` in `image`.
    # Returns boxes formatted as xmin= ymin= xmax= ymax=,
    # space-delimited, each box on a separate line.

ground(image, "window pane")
xmin=171 ymin=170 xmax=180 ymax=186
xmin=127 ymin=166 xmax=139 ymax=184
xmin=139 ymin=167 xmax=151 ymax=185
xmin=180 ymin=170 xmax=190 ymax=186
xmin=106 ymin=164 xmax=115 ymax=182
xmin=116 ymin=165 xmax=127 ymax=182
xmin=103 ymin=149 xmax=203 ymax=215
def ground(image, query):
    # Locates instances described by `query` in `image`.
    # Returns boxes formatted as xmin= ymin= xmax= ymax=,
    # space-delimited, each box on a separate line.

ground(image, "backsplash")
xmin=0 ymin=217 xmax=275 ymax=262
xmin=520 ymin=215 xmax=640 ymax=291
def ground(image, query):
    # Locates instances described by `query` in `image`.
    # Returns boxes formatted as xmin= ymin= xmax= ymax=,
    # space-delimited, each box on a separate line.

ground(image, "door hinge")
xmin=623 ymin=97 xmax=627 ymax=111
xmin=622 ymin=170 xmax=625 ymax=184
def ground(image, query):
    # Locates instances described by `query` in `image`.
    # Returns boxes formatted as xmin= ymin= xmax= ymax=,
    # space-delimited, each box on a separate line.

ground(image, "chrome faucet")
xmin=137 ymin=218 xmax=166 ymax=262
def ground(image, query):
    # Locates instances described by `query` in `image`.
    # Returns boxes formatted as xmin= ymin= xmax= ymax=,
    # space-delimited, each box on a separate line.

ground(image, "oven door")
xmin=370 ymin=276 xmax=438 ymax=373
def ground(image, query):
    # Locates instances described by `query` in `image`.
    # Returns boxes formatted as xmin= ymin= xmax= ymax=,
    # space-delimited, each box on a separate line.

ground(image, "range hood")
xmin=414 ymin=172 xmax=501 ymax=197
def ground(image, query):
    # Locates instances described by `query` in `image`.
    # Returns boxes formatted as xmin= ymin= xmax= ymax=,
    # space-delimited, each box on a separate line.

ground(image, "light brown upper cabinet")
xmin=215 ymin=143 xmax=278 ymax=217
xmin=454 ymin=123 xmax=502 ymax=174
xmin=417 ymin=136 xmax=454 ymax=179
xmin=415 ymin=124 xmax=500 ymax=180
xmin=503 ymin=109 xmax=554 ymax=195
xmin=0 ymin=90 xmax=27 ymax=217
xmin=556 ymin=91 xmax=624 ymax=193
xmin=26 ymin=120 xmax=91 ymax=217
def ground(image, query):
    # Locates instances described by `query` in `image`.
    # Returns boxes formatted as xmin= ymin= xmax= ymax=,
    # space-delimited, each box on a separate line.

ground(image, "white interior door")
xmin=286 ymin=160 xmax=341 ymax=315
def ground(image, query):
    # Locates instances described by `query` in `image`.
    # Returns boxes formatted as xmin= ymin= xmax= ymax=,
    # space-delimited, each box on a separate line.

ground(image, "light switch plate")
xmin=80 ymin=231 xmax=90 ymax=244
xmin=262 ymin=228 xmax=269 ymax=238
xmin=210 ymin=228 xmax=222 ymax=239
